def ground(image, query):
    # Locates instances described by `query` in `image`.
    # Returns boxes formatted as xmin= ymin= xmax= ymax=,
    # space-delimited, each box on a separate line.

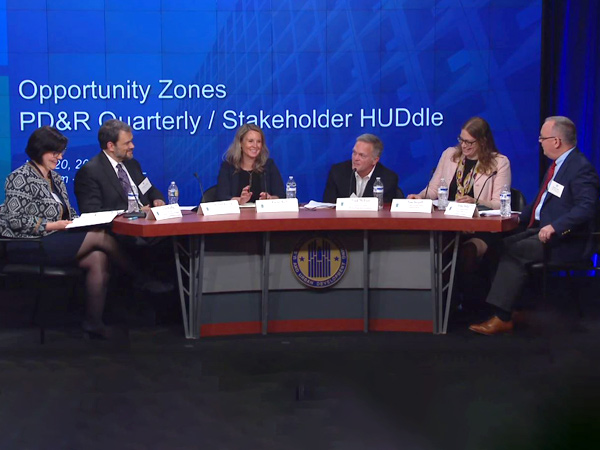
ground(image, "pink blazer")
xmin=417 ymin=147 xmax=511 ymax=210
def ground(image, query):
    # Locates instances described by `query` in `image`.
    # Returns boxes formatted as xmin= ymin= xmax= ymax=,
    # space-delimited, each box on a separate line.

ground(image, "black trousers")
xmin=486 ymin=228 xmax=544 ymax=312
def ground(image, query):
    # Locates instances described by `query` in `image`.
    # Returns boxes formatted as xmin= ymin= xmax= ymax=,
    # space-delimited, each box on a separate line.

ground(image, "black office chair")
xmin=0 ymin=237 xmax=82 ymax=343
xmin=396 ymin=186 xmax=405 ymax=199
xmin=510 ymin=188 xmax=526 ymax=212
xmin=201 ymin=185 xmax=217 ymax=203
xmin=528 ymin=208 xmax=600 ymax=316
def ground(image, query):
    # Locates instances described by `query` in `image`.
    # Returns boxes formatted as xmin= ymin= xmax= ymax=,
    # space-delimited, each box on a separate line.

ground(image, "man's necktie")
xmin=528 ymin=161 xmax=556 ymax=228
xmin=116 ymin=163 xmax=132 ymax=196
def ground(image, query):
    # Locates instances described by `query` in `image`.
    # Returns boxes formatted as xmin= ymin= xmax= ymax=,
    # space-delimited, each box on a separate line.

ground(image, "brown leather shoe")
xmin=469 ymin=316 xmax=513 ymax=335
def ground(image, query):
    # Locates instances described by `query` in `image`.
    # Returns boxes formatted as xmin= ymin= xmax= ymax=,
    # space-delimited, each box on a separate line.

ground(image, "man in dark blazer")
xmin=322 ymin=134 xmax=399 ymax=204
xmin=470 ymin=116 xmax=600 ymax=335
xmin=74 ymin=119 xmax=165 ymax=213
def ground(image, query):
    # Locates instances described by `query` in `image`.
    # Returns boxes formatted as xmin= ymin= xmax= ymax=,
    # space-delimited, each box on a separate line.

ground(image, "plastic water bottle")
xmin=437 ymin=178 xmax=449 ymax=210
xmin=373 ymin=177 xmax=384 ymax=210
xmin=500 ymin=184 xmax=512 ymax=217
xmin=168 ymin=181 xmax=179 ymax=205
xmin=286 ymin=176 xmax=297 ymax=199
xmin=127 ymin=192 xmax=138 ymax=213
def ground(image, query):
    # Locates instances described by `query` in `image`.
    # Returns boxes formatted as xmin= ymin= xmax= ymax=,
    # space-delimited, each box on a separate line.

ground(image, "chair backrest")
xmin=0 ymin=237 xmax=81 ymax=277
xmin=510 ymin=188 xmax=526 ymax=212
xmin=396 ymin=186 xmax=405 ymax=199
xmin=201 ymin=185 xmax=218 ymax=203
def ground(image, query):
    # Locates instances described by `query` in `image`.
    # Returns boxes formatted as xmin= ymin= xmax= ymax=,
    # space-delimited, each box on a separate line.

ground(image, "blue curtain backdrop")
xmin=541 ymin=0 xmax=600 ymax=181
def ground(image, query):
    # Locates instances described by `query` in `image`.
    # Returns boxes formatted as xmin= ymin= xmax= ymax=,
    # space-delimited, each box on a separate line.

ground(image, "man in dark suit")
xmin=74 ymin=119 xmax=165 ymax=213
xmin=469 ymin=116 xmax=600 ymax=335
xmin=322 ymin=133 xmax=399 ymax=204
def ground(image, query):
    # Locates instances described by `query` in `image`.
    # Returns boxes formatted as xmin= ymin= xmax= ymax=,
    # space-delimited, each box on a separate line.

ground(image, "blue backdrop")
xmin=541 ymin=0 xmax=600 ymax=181
xmin=0 ymin=0 xmax=542 ymax=207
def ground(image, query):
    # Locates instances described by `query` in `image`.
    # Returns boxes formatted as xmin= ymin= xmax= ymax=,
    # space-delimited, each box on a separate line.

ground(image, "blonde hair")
xmin=224 ymin=124 xmax=270 ymax=172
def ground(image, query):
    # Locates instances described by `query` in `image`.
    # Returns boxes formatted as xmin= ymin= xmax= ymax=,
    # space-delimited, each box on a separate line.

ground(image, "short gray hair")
xmin=545 ymin=116 xmax=577 ymax=146
xmin=356 ymin=133 xmax=383 ymax=159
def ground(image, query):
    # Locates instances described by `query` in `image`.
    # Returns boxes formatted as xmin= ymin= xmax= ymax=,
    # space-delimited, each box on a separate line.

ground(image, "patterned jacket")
xmin=0 ymin=162 xmax=77 ymax=238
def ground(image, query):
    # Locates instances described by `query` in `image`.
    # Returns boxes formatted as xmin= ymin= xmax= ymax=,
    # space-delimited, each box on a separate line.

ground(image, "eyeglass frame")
xmin=457 ymin=136 xmax=477 ymax=146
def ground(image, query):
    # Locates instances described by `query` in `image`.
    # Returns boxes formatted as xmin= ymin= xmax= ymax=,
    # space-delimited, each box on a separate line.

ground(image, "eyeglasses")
xmin=51 ymin=149 xmax=66 ymax=157
xmin=538 ymin=136 xmax=557 ymax=142
xmin=457 ymin=137 xmax=477 ymax=146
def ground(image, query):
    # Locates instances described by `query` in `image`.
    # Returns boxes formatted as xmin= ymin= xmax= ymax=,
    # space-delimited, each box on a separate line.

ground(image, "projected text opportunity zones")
xmin=17 ymin=79 xmax=444 ymax=134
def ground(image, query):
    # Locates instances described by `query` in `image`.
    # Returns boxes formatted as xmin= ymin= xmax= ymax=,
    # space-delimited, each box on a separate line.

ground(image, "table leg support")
xmin=430 ymin=231 xmax=460 ymax=334
xmin=363 ymin=230 xmax=370 ymax=333
xmin=261 ymin=231 xmax=271 ymax=335
xmin=173 ymin=235 xmax=204 ymax=339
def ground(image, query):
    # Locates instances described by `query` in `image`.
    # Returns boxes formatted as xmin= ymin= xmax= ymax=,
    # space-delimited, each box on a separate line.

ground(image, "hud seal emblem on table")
xmin=291 ymin=236 xmax=348 ymax=288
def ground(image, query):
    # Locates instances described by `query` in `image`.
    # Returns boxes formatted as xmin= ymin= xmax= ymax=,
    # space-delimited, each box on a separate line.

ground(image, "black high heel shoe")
xmin=83 ymin=328 xmax=109 ymax=340
xmin=82 ymin=324 xmax=122 ymax=340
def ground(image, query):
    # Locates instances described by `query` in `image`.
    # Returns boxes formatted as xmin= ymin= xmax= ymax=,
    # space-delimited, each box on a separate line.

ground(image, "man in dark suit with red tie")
xmin=469 ymin=116 xmax=600 ymax=335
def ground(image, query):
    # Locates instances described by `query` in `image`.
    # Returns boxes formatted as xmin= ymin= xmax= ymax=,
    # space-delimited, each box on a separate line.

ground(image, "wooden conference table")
xmin=113 ymin=207 xmax=518 ymax=339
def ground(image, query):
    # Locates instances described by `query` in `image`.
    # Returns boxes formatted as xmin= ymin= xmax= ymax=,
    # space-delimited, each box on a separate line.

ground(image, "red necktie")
xmin=528 ymin=161 xmax=556 ymax=228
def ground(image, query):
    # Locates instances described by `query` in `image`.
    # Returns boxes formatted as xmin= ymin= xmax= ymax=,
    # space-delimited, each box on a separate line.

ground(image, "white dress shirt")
xmin=354 ymin=165 xmax=376 ymax=197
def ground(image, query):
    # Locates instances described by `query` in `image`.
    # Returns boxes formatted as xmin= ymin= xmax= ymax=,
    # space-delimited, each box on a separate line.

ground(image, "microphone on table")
xmin=262 ymin=170 xmax=268 ymax=197
xmin=193 ymin=172 xmax=205 ymax=199
xmin=474 ymin=171 xmax=498 ymax=206
xmin=423 ymin=167 xmax=437 ymax=199
xmin=191 ymin=172 xmax=205 ymax=213
xmin=349 ymin=168 xmax=357 ymax=197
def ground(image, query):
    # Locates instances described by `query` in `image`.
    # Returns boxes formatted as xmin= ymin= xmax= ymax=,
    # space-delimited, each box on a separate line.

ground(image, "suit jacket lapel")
xmin=124 ymin=160 xmax=142 ymax=186
xmin=364 ymin=165 xmax=380 ymax=196
xmin=541 ymin=149 xmax=576 ymax=209
xmin=344 ymin=162 xmax=356 ymax=196
xmin=552 ymin=148 xmax=576 ymax=185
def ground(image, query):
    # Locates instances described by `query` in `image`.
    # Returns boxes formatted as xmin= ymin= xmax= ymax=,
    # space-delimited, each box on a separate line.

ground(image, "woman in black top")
xmin=216 ymin=124 xmax=285 ymax=204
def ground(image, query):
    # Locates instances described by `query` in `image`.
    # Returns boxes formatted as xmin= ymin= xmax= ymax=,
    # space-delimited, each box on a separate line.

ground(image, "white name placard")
xmin=148 ymin=203 xmax=183 ymax=221
xmin=336 ymin=197 xmax=379 ymax=211
xmin=390 ymin=199 xmax=433 ymax=213
xmin=444 ymin=201 xmax=477 ymax=218
xmin=256 ymin=198 xmax=299 ymax=213
xmin=200 ymin=200 xmax=241 ymax=216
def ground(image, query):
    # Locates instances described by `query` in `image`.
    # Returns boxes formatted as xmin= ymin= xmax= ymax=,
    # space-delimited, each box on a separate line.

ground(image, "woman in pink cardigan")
xmin=409 ymin=117 xmax=511 ymax=210
xmin=408 ymin=117 xmax=512 ymax=306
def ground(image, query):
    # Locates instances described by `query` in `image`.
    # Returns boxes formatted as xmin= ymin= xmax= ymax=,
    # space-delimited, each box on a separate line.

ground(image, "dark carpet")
xmin=1 ymin=278 xmax=600 ymax=450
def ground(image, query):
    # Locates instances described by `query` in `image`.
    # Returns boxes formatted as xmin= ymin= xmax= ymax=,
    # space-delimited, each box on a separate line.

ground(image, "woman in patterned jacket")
xmin=0 ymin=126 xmax=161 ymax=339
